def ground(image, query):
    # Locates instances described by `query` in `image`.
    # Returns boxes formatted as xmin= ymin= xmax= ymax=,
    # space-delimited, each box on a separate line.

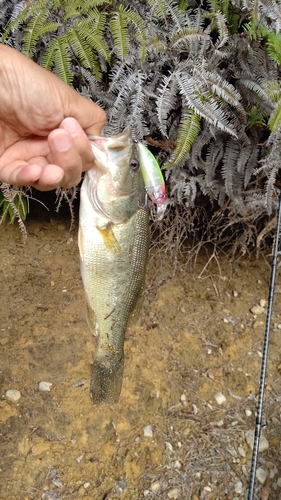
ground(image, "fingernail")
xmin=53 ymin=133 xmax=72 ymax=152
xmin=62 ymin=117 xmax=80 ymax=137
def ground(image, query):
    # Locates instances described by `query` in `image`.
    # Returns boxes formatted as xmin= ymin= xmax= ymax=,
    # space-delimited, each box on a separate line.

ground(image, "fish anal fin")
xmin=86 ymin=304 xmax=99 ymax=337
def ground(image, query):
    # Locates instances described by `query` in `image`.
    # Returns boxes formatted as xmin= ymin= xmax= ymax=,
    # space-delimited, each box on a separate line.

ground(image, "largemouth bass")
xmin=78 ymin=130 xmax=150 ymax=404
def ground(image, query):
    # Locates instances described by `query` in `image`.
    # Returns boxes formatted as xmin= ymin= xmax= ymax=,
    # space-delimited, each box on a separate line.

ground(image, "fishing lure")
xmin=137 ymin=142 xmax=167 ymax=220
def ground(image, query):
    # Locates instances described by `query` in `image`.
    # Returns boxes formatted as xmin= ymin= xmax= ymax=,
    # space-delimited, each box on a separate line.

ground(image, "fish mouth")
xmin=88 ymin=129 xmax=133 ymax=175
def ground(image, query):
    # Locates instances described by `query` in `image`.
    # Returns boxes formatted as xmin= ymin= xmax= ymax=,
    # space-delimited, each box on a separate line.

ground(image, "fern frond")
xmin=221 ymin=140 xmax=241 ymax=198
xmin=156 ymin=73 xmax=178 ymax=137
xmin=175 ymin=72 xmax=238 ymax=137
xmin=52 ymin=36 xmax=73 ymax=85
xmin=205 ymin=70 xmax=241 ymax=106
xmin=1 ymin=3 xmax=30 ymax=43
xmin=82 ymin=13 xmax=110 ymax=62
xmin=239 ymin=77 xmax=270 ymax=103
xmin=110 ymin=6 xmax=130 ymax=59
xmin=171 ymin=27 xmax=205 ymax=48
xmin=110 ymin=5 xmax=147 ymax=62
xmin=266 ymin=80 xmax=281 ymax=103
xmin=214 ymin=12 xmax=229 ymax=48
xmin=268 ymin=100 xmax=281 ymax=133
xmin=23 ymin=14 xmax=59 ymax=56
xmin=164 ymin=109 xmax=201 ymax=168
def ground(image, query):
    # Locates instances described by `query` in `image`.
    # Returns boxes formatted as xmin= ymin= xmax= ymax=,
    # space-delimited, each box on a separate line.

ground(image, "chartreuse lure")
xmin=137 ymin=142 xmax=167 ymax=220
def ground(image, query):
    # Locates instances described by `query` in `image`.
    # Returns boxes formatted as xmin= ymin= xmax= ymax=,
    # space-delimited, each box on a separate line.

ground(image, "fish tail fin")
xmin=90 ymin=355 xmax=124 ymax=404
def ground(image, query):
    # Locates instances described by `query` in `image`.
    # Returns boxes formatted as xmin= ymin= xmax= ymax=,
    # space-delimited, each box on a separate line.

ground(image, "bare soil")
xmin=1 ymin=198 xmax=281 ymax=500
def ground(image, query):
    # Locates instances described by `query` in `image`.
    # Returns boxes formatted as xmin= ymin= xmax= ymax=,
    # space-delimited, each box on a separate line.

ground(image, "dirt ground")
xmin=1 ymin=196 xmax=281 ymax=500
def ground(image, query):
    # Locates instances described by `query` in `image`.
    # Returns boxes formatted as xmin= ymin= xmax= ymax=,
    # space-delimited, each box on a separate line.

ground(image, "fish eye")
xmin=130 ymin=158 xmax=139 ymax=171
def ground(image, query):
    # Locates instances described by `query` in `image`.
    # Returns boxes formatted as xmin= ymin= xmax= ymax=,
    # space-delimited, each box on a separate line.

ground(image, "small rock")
xmin=52 ymin=478 xmax=63 ymax=487
xmin=166 ymin=442 xmax=173 ymax=452
xmin=180 ymin=394 xmax=187 ymax=404
xmin=234 ymin=480 xmax=243 ymax=494
xmin=245 ymin=409 xmax=252 ymax=417
xmin=5 ymin=389 xmax=21 ymax=402
xmin=252 ymin=320 xmax=264 ymax=329
xmin=233 ymin=291 xmax=238 ymax=297
xmin=260 ymin=299 xmax=267 ymax=308
xmin=216 ymin=420 xmax=224 ymax=427
xmin=83 ymin=483 xmax=90 ymax=489
xmin=42 ymin=492 xmax=58 ymax=500
xmin=174 ymin=460 xmax=181 ymax=469
xmin=143 ymin=491 xmax=150 ymax=497
xmin=277 ymin=477 xmax=281 ymax=487
xmin=204 ymin=486 xmax=212 ymax=492
xmin=143 ymin=425 xmax=153 ymax=438
xmin=151 ymin=481 xmax=161 ymax=492
xmin=43 ymin=244 xmax=52 ymax=252
xmin=245 ymin=429 xmax=269 ymax=452
xmin=250 ymin=305 xmax=265 ymax=315
xmin=256 ymin=467 xmax=268 ymax=484
xmin=238 ymin=446 xmax=246 ymax=457
xmin=116 ymin=480 xmax=127 ymax=493
xmin=39 ymin=381 xmax=52 ymax=392
xmin=168 ymin=488 xmax=180 ymax=499
xmin=214 ymin=392 xmax=226 ymax=405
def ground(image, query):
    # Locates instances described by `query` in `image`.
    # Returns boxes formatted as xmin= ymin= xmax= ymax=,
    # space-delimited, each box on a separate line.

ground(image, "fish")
xmin=78 ymin=129 xmax=150 ymax=404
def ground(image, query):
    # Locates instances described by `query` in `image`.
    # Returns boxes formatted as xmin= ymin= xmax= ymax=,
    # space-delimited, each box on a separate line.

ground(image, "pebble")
xmin=143 ymin=491 xmax=150 ymax=497
xmin=256 ymin=467 xmax=268 ymax=484
xmin=245 ymin=409 xmax=252 ymax=417
xmin=151 ymin=481 xmax=161 ymax=492
xmin=238 ymin=446 xmax=246 ymax=457
xmin=250 ymin=305 xmax=265 ymax=315
xmin=180 ymin=394 xmax=187 ymax=404
xmin=204 ymin=486 xmax=212 ymax=492
xmin=277 ymin=477 xmax=281 ymax=487
xmin=234 ymin=480 xmax=243 ymax=494
xmin=252 ymin=320 xmax=264 ymax=329
xmin=143 ymin=425 xmax=153 ymax=438
xmin=245 ymin=429 xmax=269 ymax=452
xmin=260 ymin=299 xmax=267 ymax=308
xmin=174 ymin=460 xmax=181 ymax=469
xmin=5 ymin=389 xmax=21 ymax=402
xmin=167 ymin=488 xmax=180 ymax=499
xmin=115 ymin=480 xmax=127 ymax=493
xmin=214 ymin=392 xmax=226 ymax=405
xmin=233 ymin=291 xmax=238 ymax=297
xmin=39 ymin=381 xmax=52 ymax=392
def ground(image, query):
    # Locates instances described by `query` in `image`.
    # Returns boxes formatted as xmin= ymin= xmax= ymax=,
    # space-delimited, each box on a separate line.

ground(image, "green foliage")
xmin=244 ymin=21 xmax=281 ymax=66
xmin=1 ymin=0 xmax=147 ymax=85
xmin=1 ymin=0 xmax=281 ymax=249
xmin=164 ymin=110 xmax=201 ymax=168
xmin=0 ymin=188 xmax=28 ymax=224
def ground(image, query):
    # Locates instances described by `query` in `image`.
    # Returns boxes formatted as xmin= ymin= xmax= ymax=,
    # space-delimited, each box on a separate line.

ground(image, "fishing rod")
xmin=247 ymin=190 xmax=281 ymax=500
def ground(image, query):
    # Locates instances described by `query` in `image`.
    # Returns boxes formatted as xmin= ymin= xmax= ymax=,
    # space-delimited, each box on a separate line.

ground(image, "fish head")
xmin=87 ymin=130 xmax=144 ymax=223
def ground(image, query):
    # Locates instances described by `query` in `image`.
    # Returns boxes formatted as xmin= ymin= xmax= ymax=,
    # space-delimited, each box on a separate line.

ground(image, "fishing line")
xmin=247 ymin=190 xmax=281 ymax=500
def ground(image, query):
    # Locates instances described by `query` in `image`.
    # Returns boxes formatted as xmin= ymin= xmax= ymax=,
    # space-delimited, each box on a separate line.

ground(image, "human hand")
xmin=0 ymin=44 xmax=106 ymax=190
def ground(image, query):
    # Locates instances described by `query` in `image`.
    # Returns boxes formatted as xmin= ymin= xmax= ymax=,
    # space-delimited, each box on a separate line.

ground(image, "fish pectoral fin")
xmin=98 ymin=225 xmax=120 ymax=254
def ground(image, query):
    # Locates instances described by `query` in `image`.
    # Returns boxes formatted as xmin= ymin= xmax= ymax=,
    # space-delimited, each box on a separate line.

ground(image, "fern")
xmin=268 ymin=100 xmax=281 ymax=132
xmin=2 ymin=0 xmax=281 ymax=252
xmin=164 ymin=109 xmax=201 ymax=168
